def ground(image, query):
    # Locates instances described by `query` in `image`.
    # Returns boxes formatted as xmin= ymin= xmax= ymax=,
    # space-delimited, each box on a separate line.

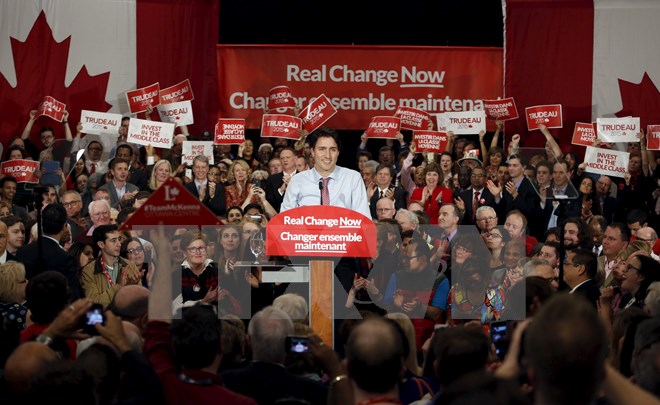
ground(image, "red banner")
xmin=525 ymin=104 xmax=563 ymax=131
xmin=215 ymin=118 xmax=246 ymax=145
xmin=413 ymin=130 xmax=449 ymax=153
xmin=159 ymin=79 xmax=194 ymax=105
xmin=365 ymin=116 xmax=400 ymax=139
xmin=261 ymin=114 xmax=302 ymax=139
xmin=1 ymin=159 xmax=39 ymax=183
xmin=37 ymin=96 xmax=66 ymax=122
xmin=572 ymin=122 xmax=596 ymax=147
xmin=394 ymin=106 xmax=430 ymax=130
xmin=297 ymin=94 xmax=337 ymax=133
xmin=217 ymin=45 xmax=503 ymax=129
xmin=483 ymin=97 xmax=519 ymax=120
xmin=266 ymin=206 xmax=376 ymax=258
xmin=648 ymin=125 xmax=660 ymax=150
xmin=126 ymin=82 xmax=160 ymax=113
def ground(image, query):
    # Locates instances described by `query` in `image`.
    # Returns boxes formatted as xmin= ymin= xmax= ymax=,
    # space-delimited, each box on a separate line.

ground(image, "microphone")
xmin=319 ymin=180 xmax=324 ymax=205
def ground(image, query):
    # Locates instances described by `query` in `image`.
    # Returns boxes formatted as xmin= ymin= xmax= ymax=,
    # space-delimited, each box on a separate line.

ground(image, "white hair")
xmin=645 ymin=282 xmax=660 ymax=318
xmin=248 ymin=306 xmax=293 ymax=364
xmin=272 ymin=294 xmax=308 ymax=322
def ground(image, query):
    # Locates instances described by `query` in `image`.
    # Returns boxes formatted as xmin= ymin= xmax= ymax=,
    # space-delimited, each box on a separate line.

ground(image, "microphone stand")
xmin=319 ymin=179 xmax=323 ymax=205
xmin=31 ymin=185 xmax=48 ymax=272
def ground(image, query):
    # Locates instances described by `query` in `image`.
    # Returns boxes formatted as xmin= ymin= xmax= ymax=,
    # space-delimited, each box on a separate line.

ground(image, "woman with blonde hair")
xmin=0 ymin=261 xmax=29 ymax=330
xmin=148 ymin=159 xmax=173 ymax=191
xmin=225 ymin=160 xmax=259 ymax=208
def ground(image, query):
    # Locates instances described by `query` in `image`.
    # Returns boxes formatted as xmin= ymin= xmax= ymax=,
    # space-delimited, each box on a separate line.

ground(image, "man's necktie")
xmin=321 ymin=178 xmax=330 ymax=205
xmin=472 ymin=191 xmax=480 ymax=221
xmin=90 ymin=163 xmax=96 ymax=174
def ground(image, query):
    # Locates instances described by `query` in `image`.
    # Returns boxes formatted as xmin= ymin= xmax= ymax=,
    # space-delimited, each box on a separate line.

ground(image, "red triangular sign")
xmin=121 ymin=178 xmax=221 ymax=229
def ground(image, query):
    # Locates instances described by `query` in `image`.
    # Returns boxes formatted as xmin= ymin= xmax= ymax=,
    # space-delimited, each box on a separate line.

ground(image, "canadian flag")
xmin=0 ymin=0 xmax=218 ymax=151
xmin=504 ymin=0 xmax=660 ymax=152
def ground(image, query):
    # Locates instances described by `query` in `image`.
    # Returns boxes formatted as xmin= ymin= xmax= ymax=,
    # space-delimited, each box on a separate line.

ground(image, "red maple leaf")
xmin=0 ymin=12 xmax=111 ymax=151
xmin=615 ymin=72 xmax=660 ymax=130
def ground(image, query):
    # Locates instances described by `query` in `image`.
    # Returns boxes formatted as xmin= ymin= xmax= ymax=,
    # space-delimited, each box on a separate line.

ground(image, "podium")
xmin=265 ymin=206 xmax=377 ymax=346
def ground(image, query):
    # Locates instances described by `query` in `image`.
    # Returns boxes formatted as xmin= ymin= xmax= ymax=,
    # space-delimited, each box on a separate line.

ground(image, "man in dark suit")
xmin=265 ymin=147 xmax=297 ymax=212
xmin=0 ymin=177 xmax=28 ymax=222
xmin=499 ymin=154 xmax=539 ymax=223
xmin=222 ymin=306 xmax=327 ymax=404
xmin=115 ymin=143 xmax=148 ymax=191
xmin=16 ymin=204 xmax=82 ymax=300
xmin=0 ymin=221 xmax=17 ymax=264
xmin=536 ymin=160 xmax=582 ymax=238
xmin=183 ymin=155 xmax=226 ymax=216
xmin=457 ymin=166 xmax=498 ymax=226
xmin=368 ymin=164 xmax=407 ymax=219
xmin=595 ymin=175 xmax=617 ymax=223
xmin=564 ymin=248 xmax=600 ymax=308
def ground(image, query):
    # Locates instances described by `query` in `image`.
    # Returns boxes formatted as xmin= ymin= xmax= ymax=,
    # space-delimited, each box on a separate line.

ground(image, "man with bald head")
xmin=595 ymin=175 xmax=616 ymax=223
xmin=375 ymin=197 xmax=396 ymax=220
xmin=4 ymin=342 xmax=60 ymax=395
xmin=636 ymin=227 xmax=660 ymax=261
xmin=345 ymin=317 xmax=404 ymax=404
xmin=108 ymin=285 xmax=150 ymax=333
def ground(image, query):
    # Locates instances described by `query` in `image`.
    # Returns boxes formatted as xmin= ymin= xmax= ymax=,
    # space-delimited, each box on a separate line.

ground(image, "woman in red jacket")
xmin=410 ymin=163 xmax=452 ymax=224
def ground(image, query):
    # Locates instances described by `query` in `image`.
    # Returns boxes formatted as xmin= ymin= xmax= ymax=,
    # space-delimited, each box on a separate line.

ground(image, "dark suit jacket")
xmin=533 ymin=186 xmax=582 ymax=239
xmin=265 ymin=171 xmax=298 ymax=213
xmin=502 ymin=177 xmax=539 ymax=225
xmin=222 ymin=361 xmax=327 ymax=405
xmin=98 ymin=181 xmax=140 ymax=209
xmin=369 ymin=186 xmax=408 ymax=219
xmin=458 ymin=187 xmax=498 ymax=225
xmin=16 ymin=237 xmax=83 ymax=300
xmin=183 ymin=181 xmax=226 ymax=217
xmin=572 ymin=278 xmax=601 ymax=308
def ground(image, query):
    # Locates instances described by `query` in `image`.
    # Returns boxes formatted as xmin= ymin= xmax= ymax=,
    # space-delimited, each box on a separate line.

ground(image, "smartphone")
xmin=285 ymin=336 xmax=310 ymax=353
xmin=249 ymin=215 xmax=262 ymax=223
xmin=185 ymin=168 xmax=192 ymax=179
xmin=81 ymin=303 xmax=105 ymax=335
xmin=490 ymin=320 xmax=509 ymax=360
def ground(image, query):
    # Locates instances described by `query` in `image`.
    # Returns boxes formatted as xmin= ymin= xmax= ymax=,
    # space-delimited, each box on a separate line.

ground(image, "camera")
xmin=285 ymin=336 xmax=310 ymax=353
xmin=490 ymin=320 xmax=509 ymax=360
xmin=81 ymin=303 xmax=106 ymax=336
xmin=248 ymin=215 xmax=262 ymax=223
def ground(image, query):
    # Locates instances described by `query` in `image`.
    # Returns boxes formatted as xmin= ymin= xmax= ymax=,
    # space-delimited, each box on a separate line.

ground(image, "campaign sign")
xmin=298 ymin=94 xmax=337 ymax=133
xmin=525 ymin=104 xmax=563 ymax=130
xmin=266 ymin=206 xmax=377 ymax=258
xmin=182 ymin=141 xmax=214 ymax=166
xmin=1 ymin=160 xmax=39 ymax=183
xmin=413 ymin=130 xmax=449 ymax=153
xmin=583 ymin=146 xmax=630 ymax=179
xmin=483 ymin=97 xmax=519 ymax=120
xmin=80 ymin=110 xmax=123 ymax=135
xmin=159 ymin=79 xmax=194 ymax=104
xmin=261 ymin=114 xmax=302 ymax=139
xmin=214 ymin=119 xmax=246 ymax=145
xmin=37 ymin=96 xmax=66 ymax=122
xmin=434 ymin=113 xmax=447 ymax=132
xmin=647 ymin=125 xmax=660 ymax=150
xmin=157 ymin=100 xmax=194 ymax=126
xmin=267 ymin=85 xmax=297 ymax=110
xmin=571 ymin=122 xmax=597 ymax=147
xmin=121 ymin=178 xmax=221 ymax=229
xmin=596 ymin=117 xmax=640 ymax=143
xmin=365 ymin=116 xmax=400 ymax=139
xmin=126 ymin=82 xmax=160 ymax=114
xmin=445 ymin=111 xmax=487 ymax=134
xmin=394 ymin=106 xmax=430 ymax=130
xmin=127 ymin=118 xmax=175 ymax=149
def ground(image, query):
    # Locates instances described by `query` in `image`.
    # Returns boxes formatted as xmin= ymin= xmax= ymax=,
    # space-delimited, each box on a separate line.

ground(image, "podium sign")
xmin=266 ymin=206 xmax=377 ymax=258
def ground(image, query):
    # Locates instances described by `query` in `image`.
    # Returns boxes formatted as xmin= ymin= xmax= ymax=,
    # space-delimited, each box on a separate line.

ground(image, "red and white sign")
xmin=121 ymin=177 xmax=221 ymax=229
xmin=126 ymin=82 xmax=160 ymax=114
xmin=525 ymin=104 xmax=563 ymax=131
xmin=583 ymin=146 xmax=630 ymax=179
xmin=159 ymin=79 xmax=194 ymax=105
xmin=267 ymin=85 xmax=296 ymax=110
xmin=365 ymin=116 xmax=400 ymax=139
xmin=156 ymin=100 xmax=194 ymax=126
xmin=445 ymin=111 xmax=486 ymax=134
xmin=214 ymin=118 xmax=245 ymax=145
xmin=127 ymin=118 xmax=175 ymax=149
xmin=218 ymin=45 xmax=503 ymax=130
xmin=297 ymin=94 xmax=337 ymax=133
xmin=647 ymin=125 xmax=660 ymax=150
xmin=394 ymin=106 xmax=430 ymax=131
xmin=36 ymin=96 xmax=66 ymax=122
xmin=571 ymin=122 xmax=597 ymax=147
xmin=1 ymin=159 xmax=39 ymax=183
xmin=80 ymin=110 xmax=122 ymax=135
xmin=413 ymin=130 xmax=449 ymax=153
xmin=433 ymin=113 xmax=447 ymax=132
xmin=596 ymin=117 xmax=640 ymax=143
xmin=261 ymin=114 xmax=302 ymax=139
xmin=182 ymin=141 xmax=214 ymax=166
xmin=483 ymin=97 xmax=519 ymax=120
xmin=266 ymin=206 xmax=377 ymax=258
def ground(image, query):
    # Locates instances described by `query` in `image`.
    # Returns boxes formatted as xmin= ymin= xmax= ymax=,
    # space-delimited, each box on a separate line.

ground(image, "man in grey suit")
xmin=597 ymin=223 xmax=630 ymax=288
xmin=98 ymin=158 xmax=139 ymax=209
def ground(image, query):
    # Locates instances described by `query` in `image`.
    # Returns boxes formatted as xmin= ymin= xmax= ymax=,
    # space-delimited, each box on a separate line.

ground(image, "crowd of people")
xmin=0 ymin=107 xmax=659 ymax=404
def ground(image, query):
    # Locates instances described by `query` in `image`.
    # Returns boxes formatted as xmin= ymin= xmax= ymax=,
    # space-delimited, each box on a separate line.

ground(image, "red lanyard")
xmin=357 ymin=397 xmax=401 ymax=405
xmin=99 ymin=256 xmax=115 ymax=288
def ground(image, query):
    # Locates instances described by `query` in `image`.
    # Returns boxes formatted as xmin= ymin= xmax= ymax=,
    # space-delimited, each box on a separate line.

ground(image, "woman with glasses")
xmin=173 ymin=231 xmax=240 ymax=316
xmin=121 ymin=237 xmax=153 ymax=288
xmin=618 ymin=254 xmax=660 ymax=310
xmin=482 ymin=226 xmax=510 ymax=283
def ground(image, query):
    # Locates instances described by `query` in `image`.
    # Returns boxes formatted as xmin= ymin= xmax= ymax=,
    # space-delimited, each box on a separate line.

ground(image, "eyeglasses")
xmin=402 ymin=255 xmax=421 ymax=261
xmin=471 ymin=173 xmax=485 ymax=177
xmin=91 ymin=211 xmax=110 ymax=217
xmin=477 ymin=216 xmax=497 ymax=222
xmin=62 ymin=201 xmax=82 ymax=207
xmin=187 ymin=246 xmax=207 ymax=254
xmin=485 ymin=233 xmax=502 ymax=239
xmin=455 ymin=245 xmax=472 ymax=254
xmin=625 ymin=263 xmax=641 ymax=272
xmin=88 ymin=147 xmax=102 ymax=152
xmin=127 ymin=247 xmax=144 ymax=255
